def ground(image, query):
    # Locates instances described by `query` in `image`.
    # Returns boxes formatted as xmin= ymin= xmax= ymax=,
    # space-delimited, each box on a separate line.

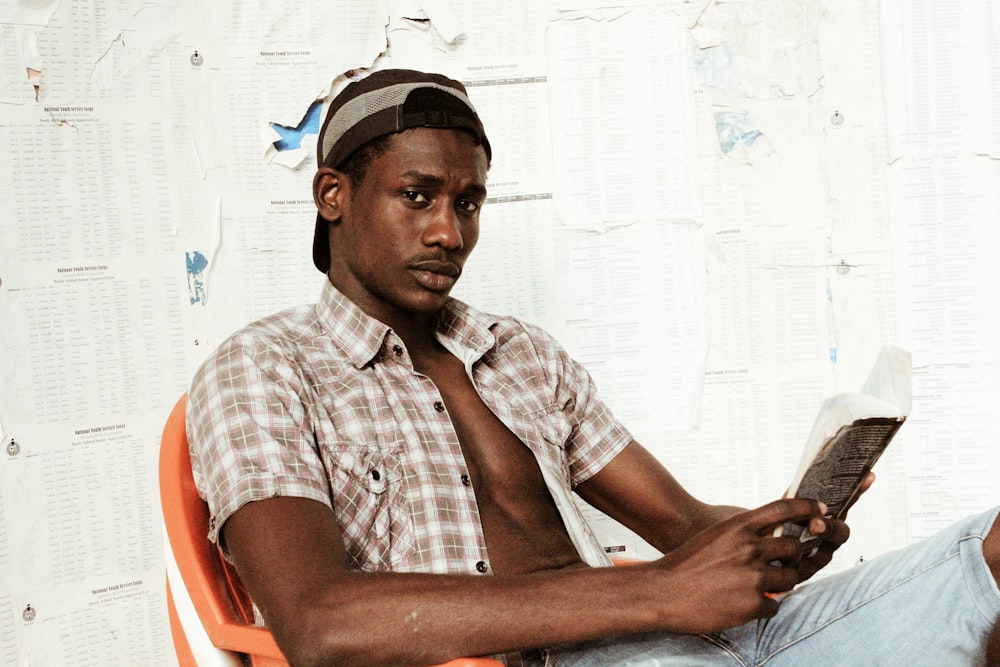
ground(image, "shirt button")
xmin=475 ymin=560 xmax=488 ymax=573
xmin=433 ymin=401 xmax=445 ymax=412
xmin=460 ymin=474 xmax=471 ymax=486
xmin=371 ymin=469 xmax=381 ymax=482
xmin=392 ymin=345 xmax=403 ymax=356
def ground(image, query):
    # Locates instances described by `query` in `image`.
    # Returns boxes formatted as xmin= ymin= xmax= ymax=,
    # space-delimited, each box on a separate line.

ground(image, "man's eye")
xmin=402 ymin=190 xmax=428 ymax=203
xmin=457 ymin=199 xmax=481 ymax=213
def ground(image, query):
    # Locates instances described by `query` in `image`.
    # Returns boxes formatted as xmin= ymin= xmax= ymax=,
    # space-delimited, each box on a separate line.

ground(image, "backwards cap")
xmin=313 ymin=69 xmax=491 ymax=272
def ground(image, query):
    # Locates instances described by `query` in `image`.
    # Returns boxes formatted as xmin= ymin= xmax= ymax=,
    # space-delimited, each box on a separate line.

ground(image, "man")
xmin=187 ymin=69 xmax=1000 ymax=667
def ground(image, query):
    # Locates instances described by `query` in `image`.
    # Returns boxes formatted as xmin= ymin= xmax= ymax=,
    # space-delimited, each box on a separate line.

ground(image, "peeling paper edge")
xmin=415 ymin=0 xmax=463 ymax=43
xmin=555 ymin=217 xmax=704 ymax=236
xmin=548 ymin=6 xmax=635 ymax=26
xmin=0 ymin=1 xmax=59 ymax=27
xmin=198 ymin=196 xmax=224 ymax=306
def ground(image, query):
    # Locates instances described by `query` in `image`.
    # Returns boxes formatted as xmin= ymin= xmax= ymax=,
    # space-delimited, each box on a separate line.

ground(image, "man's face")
xmin=325 ymin=127 xmax=489 ymax=327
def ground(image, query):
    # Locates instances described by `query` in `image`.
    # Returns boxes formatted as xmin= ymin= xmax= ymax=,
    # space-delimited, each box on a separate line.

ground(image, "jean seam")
xmin=957 ymin=532 xmax=1000 ymax=623
xmin=698 ymin=633 xmax=751 ymax=666
xmin=757 ymin=549 xmax=962 ymax=665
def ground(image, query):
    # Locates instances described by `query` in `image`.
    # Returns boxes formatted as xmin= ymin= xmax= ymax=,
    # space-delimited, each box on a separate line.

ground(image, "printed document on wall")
xmin=546 ymin=6 xmax=701 ymax=228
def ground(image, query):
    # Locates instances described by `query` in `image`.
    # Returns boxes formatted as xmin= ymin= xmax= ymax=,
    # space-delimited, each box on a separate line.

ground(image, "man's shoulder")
xmin=485 ymin=310 xmax=561 ymax=352
xmin=448 ymin=301 xmax=572 ymax=372
xmin=442 ymin=298 xmax=561 ymax=354
xmin=445 ymin=297 xmax=550 ymax=337
xmin=198 ymin=303 xmax=328 ymax=374
xmin=228 ymin=303 xmax=319 ymax=348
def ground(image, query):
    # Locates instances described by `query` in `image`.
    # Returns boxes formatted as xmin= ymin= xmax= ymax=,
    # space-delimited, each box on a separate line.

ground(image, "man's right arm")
xmin=222 ymin=493 xmax=826 ymax=667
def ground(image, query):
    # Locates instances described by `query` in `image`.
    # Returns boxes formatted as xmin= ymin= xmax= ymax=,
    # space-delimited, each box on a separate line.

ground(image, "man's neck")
xmin=400 ymin=324 xmax=454 ymax=370
xmin=378 ymin=308 xmax=441 ymax=358
xmin=324 ymin=274 xmax=448 ymax=357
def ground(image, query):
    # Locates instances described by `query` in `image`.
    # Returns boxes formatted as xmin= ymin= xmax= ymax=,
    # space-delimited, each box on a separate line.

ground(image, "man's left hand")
xmin=793 ymin=471 xmax=875 ymax=583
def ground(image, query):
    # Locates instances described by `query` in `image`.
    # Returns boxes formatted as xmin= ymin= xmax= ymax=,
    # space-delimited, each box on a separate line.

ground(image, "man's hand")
xmin=791 ymin=471 xmax=875 ymax=582
xmin=646 ymin=498 xmax=827 ymax=635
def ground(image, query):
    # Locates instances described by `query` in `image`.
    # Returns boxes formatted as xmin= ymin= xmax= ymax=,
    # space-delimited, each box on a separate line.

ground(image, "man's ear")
xmin=313 ymin=167 xmax=347 ymax=223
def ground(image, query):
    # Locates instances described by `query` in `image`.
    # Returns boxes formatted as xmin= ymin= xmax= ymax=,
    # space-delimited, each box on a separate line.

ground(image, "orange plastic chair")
xmin=159 ymin=395 xmax=502 ymax=667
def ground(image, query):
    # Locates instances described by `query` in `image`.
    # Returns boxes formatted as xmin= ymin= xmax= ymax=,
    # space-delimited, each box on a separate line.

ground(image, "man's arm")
xmin=575 ymin=440 xmax=855 ymax=580
xmin=575 ymin=440 xmax=745 ymax=554
xmin=223 ymin=490 xmax=827 ymax=667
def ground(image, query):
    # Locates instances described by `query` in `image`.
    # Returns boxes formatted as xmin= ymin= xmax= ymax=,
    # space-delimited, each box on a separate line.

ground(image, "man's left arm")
xmin=575 ymin=440 xmax=857 ymax=582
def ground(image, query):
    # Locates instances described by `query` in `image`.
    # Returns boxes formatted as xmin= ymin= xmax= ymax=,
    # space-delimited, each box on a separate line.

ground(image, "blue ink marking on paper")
xmin=186 ymin=251 xmax=208 ymax=305
xmin=829 ymin=347 xmax=838 ymax=364
xmin=692 ymin=45 xmax=741 ymax=97
xmin=714 ymin=110 xmax=762 ymax=154
xmin=770 ymin=84 xmax=792 ymax=99
xmin=271 ymin=100 xmax=322 ymax=151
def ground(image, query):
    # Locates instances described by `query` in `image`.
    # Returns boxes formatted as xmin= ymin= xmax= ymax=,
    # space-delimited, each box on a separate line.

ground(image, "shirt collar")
xmin=314 ymin=279 xmax=499 ymax=369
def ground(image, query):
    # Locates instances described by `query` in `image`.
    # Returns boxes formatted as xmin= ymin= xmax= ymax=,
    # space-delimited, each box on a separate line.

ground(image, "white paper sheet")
xmin=0 ymin=257 xmax=195 ymax=425
xmin=881 ymin=0 xmax=1000 ymax=538
xmin=553 ymin=221 xmax=709 ymax=435
xmin=202 ymin=194 xmax=322 ymax=346
xmin=881 ymin=0 xmax=1000 ymax=159
xmin=176 ymin=2 xmax=384 ymax=180
xmin=387 ymin=0 xmax=555 ymax=79
xmin=0 ymin=23 xmax=41 ymax=104
xmin=577 ymin=0 xmax=913 ymax=570
xmin=546 ymin=6 xmax=701 ymax=227
xmin=450 ymin=197 xmax=563 ymax=334
xmin=0 ymin=101 xmax=200 ymax=262
xmin=885 ymin=153 xmax=1000 ymax=538
xmin=0 ymin=416 xmax=173 ymax=666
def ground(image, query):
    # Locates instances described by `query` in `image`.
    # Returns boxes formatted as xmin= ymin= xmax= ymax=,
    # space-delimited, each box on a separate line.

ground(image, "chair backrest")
xmin=159 ymin=394 xmax=502 ymax=667
xmin=159 ymin=395 xmax=287 ymax=666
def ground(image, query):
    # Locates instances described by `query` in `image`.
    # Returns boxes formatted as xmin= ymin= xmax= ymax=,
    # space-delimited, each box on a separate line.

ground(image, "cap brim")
xmin=313 ymin=212 xmax=330 ymax=273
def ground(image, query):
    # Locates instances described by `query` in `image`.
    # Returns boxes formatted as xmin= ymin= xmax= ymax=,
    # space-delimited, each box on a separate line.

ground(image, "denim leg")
xmin=738 ymin=506 xmax=1000 ymax=665
xmin=535 ymin=631 xmax=744 ymax=667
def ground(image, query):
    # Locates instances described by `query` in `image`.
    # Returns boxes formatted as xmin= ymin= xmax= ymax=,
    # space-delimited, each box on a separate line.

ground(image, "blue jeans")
xmin=532 ymin=507 xmax=1000 ymax=666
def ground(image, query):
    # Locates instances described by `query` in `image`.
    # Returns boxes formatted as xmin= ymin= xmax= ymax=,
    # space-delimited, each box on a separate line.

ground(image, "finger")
xmin=808 ymin=517 xmax=851 ymax=547
xmin=840 ymin=472 xmax=877 ymax=518
xmin=763 ymin=560 xmax=802 ymax=594
xmin=761 ymin=535 xmax=806 ymax=565
xmin=795 ymin=555 xmax=824 ymax=583
xmin=859 ymin=471 xmax=876 ymax=493
xmin=746 ymin=498 xmax=827 ymax=534
xmin=757 ymin=594 xmax=781 ymax=618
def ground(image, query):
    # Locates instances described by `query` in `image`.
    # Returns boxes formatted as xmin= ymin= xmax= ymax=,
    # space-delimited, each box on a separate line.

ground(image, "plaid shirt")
xmin=187 ymin=279 xmax=632 ymax=577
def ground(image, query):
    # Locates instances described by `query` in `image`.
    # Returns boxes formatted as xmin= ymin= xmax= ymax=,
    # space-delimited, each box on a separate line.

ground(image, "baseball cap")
xmin=312 ymin=69 xmax=492 ymax=273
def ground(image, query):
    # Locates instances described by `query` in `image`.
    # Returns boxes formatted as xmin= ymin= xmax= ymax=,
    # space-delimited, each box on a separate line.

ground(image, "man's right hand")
xmin=645 ymin=498 xmax=826 ymax=635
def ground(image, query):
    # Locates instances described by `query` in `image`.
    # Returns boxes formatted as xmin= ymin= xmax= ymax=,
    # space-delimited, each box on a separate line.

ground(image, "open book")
xmin=778 ymin=345 xmax=912 ymax=549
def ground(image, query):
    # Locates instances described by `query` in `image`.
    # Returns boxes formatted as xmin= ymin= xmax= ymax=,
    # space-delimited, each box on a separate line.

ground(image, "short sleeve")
xmin=186 ymin=332 xmax=332 ymax=546
xmin=518 ymin=322 xmax=633 ymax=485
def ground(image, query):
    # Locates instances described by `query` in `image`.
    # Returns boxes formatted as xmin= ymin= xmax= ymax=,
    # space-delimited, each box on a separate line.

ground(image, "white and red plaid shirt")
xmin=187 ymin=279 xmax=632 ymax=577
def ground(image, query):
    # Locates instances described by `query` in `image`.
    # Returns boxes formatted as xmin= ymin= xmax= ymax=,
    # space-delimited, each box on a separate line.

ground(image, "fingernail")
xmin=818 ymin=501 xmax=828 ymax=515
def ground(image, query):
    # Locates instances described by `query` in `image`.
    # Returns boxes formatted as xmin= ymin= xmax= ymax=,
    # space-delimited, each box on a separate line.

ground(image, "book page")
xmin=794 ymin=418 xmax=905 ymax=515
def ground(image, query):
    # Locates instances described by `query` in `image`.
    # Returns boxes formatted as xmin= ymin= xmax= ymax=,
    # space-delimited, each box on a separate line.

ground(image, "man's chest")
xmin=304 ymin=352 xmax=574 ymax=572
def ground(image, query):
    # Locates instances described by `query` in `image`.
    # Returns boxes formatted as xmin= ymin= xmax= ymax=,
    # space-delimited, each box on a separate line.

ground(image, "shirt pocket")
xmin=322 ymin=444 xmax=416 ymax=571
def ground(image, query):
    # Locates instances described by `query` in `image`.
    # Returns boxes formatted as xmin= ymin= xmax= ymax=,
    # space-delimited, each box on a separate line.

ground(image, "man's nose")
xmin=423 ymin=204 xmax=463 ymax=249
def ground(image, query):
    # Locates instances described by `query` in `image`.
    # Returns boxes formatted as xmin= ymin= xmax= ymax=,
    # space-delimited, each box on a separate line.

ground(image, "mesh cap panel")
xmin=317 ymin=77 xmax=489 ymax=168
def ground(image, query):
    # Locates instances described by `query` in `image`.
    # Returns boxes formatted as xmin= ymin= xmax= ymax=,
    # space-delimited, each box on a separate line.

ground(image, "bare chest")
xmin=414 ymin=353 xmax=583 ymax=573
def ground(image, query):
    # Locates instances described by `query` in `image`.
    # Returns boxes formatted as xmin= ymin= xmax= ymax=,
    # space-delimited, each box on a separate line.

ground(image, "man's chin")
xmin=392 ymin=285 xmax=454 ymax=316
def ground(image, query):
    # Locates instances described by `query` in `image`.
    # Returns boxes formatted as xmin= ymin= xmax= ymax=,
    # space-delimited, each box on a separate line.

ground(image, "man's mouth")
xmin=409 ymin=259 xmax=461 ymax=291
